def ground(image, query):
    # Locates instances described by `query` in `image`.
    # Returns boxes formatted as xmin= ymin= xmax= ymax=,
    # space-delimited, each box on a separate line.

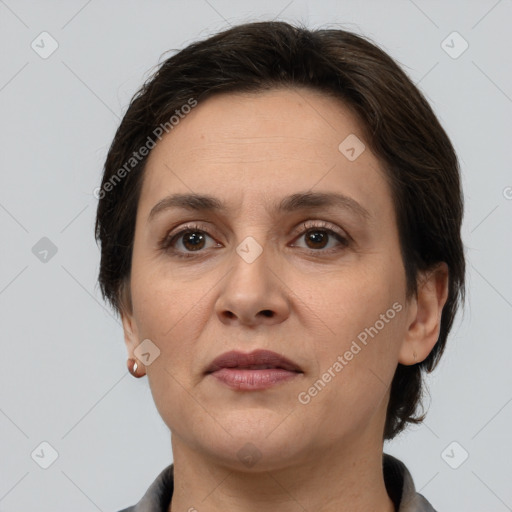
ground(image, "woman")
xmin=95 ymin=20 xmax=465 ymax=512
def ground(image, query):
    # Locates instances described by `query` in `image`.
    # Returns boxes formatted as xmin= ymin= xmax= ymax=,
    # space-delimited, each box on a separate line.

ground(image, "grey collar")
xmin=123 ymin=454 xmax=436 ymax=512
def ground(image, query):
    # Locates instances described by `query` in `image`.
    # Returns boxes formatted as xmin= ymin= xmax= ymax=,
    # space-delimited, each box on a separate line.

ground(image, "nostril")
xmin=260 ymin=310 xmax=273 ymax=317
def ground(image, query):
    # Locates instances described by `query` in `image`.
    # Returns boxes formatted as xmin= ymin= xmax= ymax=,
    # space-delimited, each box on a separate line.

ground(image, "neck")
xmin=168 ymin=437 xmax=395 ymax=512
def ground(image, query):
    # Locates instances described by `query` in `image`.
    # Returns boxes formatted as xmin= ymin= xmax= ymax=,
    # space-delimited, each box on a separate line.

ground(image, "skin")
xmin=121 ymin=87 xmax=449 ymax=512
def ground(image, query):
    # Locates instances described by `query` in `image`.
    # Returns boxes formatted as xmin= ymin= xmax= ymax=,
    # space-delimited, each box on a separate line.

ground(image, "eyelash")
xmin=158 ymin=221 xmax=350 ymax=259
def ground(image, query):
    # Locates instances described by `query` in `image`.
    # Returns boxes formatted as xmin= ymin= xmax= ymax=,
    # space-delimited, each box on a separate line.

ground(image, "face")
xmin=122 ymin=87 xmax=421 ymax=470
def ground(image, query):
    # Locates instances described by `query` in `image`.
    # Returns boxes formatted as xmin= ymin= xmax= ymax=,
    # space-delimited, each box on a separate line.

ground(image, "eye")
xmin=291 ymin=221 xmax=349 ymax=253
xmin=159 ymin=223 xmax=220 ymax=258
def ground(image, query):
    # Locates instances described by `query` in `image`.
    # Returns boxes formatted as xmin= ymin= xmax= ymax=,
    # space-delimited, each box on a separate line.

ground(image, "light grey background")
xmin=1 ymin=0 xmax=511 ymax=510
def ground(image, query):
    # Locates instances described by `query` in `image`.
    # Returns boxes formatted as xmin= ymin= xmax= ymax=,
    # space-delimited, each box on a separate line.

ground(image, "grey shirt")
xmin=118 ymin=454 xmax=436 ymax=512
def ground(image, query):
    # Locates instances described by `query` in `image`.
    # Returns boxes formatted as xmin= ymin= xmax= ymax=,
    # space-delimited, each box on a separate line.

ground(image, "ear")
xmin=121 ymin=308 xmax=140 ymax=360
xmin=398 ymin=262 xmax=450 ymax=365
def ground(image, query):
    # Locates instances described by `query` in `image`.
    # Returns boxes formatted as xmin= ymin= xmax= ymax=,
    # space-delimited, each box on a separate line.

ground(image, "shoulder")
xmin=114 ymin=464 xmax=174 ymax=512
xmin=383 ymin=454 xmax=438 ymax=512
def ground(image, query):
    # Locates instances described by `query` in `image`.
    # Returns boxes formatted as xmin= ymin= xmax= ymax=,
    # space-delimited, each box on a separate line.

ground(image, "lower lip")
xmin=209 ymin=368 xmax=301 ymax=390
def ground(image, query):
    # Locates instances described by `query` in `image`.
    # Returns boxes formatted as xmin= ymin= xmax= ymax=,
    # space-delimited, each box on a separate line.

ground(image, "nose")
xmin=214 ymin=242 xmax=290 ymax=328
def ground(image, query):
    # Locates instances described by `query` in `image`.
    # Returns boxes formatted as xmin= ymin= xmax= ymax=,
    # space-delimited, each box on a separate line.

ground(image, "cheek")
xmin=309 ymin=259 xmax=405 ymax=339
xmin=130 ymin=257 xmax=206 ymax=337
xmin=302 ymin=259 xmax=406 ymax=396
xmin=299 ymin=278 xmax=405 ymax=430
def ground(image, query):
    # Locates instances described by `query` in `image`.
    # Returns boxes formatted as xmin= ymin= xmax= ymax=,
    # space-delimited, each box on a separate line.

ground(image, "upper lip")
xmin=205 ymin=349 xmax=303 ymax=374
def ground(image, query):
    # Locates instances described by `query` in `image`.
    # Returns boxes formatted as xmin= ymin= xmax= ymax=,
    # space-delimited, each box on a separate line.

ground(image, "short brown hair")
xmin=95 ymin=21 xmax=465 ymax=440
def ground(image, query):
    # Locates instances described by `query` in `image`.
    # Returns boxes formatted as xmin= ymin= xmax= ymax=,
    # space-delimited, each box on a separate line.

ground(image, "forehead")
xmin=150 ymin=87 xmax=366 ymax=164
xmin=139 ymin=87 xmax=393 ymax=223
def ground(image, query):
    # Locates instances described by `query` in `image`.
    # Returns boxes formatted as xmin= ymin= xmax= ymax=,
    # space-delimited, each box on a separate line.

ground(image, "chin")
xmin=204 ymin=438 xmax=307 ymax=473
xmin=166 ymin=399 xmax=323 ymax=469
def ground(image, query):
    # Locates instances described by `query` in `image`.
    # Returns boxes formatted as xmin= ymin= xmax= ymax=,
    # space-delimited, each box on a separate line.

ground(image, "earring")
xmin=127 ymin=358 xmax=144 ymax=378
xmin=413 ymin=350 xmax=418 ymax=363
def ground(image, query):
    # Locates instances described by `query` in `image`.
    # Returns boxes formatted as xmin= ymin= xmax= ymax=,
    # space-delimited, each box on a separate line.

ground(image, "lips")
xmin=205 ymin=349 xmax=302 ymax=374
xmin=205 ymin=349 xmax=303 ymax=391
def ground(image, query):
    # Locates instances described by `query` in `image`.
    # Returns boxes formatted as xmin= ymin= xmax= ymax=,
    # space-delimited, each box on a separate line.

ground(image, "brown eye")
xmin=304 ymin=230 xmax=330 ymax=250
xmin=180 ymin=231 xmax=207 ymax=251
xmin=292 ymin=222 xmax=349 ymax=253
xmin=159 ymin=223 xmax=221 ymax=258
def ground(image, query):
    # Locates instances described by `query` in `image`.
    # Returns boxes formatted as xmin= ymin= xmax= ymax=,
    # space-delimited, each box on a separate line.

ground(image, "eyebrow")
xmin=147 ymin=191 xmax=371 ymax=222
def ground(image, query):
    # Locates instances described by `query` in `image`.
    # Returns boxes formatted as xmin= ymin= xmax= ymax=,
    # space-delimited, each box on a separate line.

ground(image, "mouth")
xmin=205 ymin=349 xmax=303 ymax=391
